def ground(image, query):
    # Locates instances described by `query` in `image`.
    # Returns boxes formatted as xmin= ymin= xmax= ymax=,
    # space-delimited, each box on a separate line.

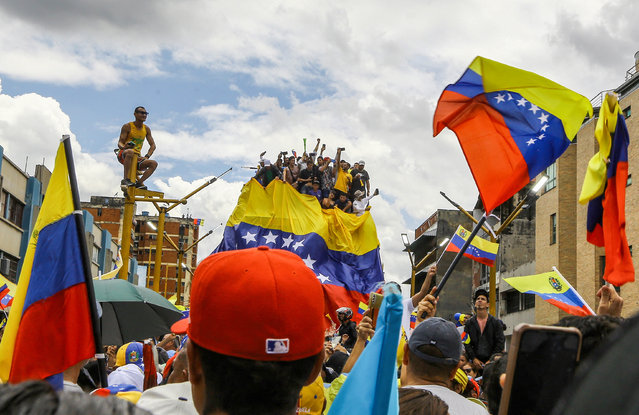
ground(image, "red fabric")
xmin=322 ymin=284 xmax=369 ymax=325
xmin=187 ymin=247 xmax=325 ymax=361
xmin=433 ymin=91 xmax=530 ymax=212
xmin=545 ymin=299 xmax=593 ymax=317
xmin=143 ymin=342 xmax=157 ymax=390
xmin=10 ymin=284 xmax=94 ymax=382
xmin=602 ymin=161 xmax=634 ymax=285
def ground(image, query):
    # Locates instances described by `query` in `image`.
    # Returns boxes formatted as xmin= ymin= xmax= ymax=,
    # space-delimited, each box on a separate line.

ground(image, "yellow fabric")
xmin=324 ymin=374 xmax=347 ymax=414
xmin=469 ymin=56 xmax=593 ymax=141
xmin=127 ymin=122 xmax=147 ymax=153
xmin=93 ymin=248 xmax=123 ymax=280
xmin=334 ymin=169 xmax=352 ymax=194
xmin=114 ymin=391 xmax=142 ymax=404
xmin=226 ymin=179 xmax=380 ymax=255
xmin=115 ymin=342 xmax=132 ymax=367
xmin=298 ymin=375 xmax=325 ymax=415
xmin=0 ymin=143 xmax=74 ymax=382
xmin=454 ymin=368 xmax=469 ymax=390
xmin=579 ymin=93 xmax=619 ymax=203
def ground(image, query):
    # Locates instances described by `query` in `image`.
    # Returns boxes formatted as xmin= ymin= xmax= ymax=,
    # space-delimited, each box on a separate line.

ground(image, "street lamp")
xmin=147 ymin=222 xmax=157 ymax=231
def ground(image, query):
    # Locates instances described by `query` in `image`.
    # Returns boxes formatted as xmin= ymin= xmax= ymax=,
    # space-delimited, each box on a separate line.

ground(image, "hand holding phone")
xmin=498 ymin=324 xmax=582 ymax=415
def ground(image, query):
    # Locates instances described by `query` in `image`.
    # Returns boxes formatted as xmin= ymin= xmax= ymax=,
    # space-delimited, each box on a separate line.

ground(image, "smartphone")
xmin=498 ymin=324 xmax=582 ymax=415
xmin=368 ymin=292 xmax=384 ymax=329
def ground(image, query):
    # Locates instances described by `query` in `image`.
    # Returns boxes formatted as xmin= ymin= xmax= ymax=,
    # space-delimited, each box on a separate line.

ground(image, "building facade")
xmin=535 ymin=59 xmax=639 ymax=323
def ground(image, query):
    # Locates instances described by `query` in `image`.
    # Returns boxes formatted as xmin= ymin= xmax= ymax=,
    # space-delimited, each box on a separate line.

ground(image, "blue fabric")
xmin=328 ymin=283 xmax=403 ymax=415
xmin=484 ymin=90 xmax=570 ymax=180
xmin=23 ymin=215 xmax=85 ymax=311
xmin=214 ymin=222 xmax=384 ymax=294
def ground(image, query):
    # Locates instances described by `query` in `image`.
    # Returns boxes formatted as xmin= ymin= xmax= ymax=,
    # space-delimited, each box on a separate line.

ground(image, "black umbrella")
xmin=93 ymin=279 xmax=184 ymax=345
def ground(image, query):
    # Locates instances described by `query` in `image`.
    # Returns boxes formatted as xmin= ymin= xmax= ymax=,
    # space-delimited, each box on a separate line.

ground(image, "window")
xmin=0 ymin=251 xmax=19 ymax=283
xmin=2 ymin=190 xmax=25 ymax=228
xmin=97 ymin=208 xmax=102 ymax=217
xmin=550 ymin=213 xmax=557 ymax=245
xmin=505 ymin=291 xmax=520 ymax=314
xmin=92 ymin=244 xmax=100 ymax=264
xmin=545 ymin=163 xmax=557 ymax=191
xmin=628 ymin=174 xmax=632 ymax=187
xmin=623 ymin=106 xmax=631 ymax=119
xmin=523 ymin=293 xmax=535 ymax=309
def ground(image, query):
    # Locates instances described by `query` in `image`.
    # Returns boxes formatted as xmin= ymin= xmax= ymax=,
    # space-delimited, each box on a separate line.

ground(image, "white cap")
xmin=137 ymin=382 xmax=199 ymax=415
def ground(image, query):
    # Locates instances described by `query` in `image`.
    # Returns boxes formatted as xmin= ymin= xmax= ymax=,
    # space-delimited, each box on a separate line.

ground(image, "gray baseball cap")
xmin=408 ymin=317 xmax=462 ymax=365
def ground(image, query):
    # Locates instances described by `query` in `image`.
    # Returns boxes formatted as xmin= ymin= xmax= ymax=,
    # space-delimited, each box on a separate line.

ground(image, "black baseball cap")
xmin=408 ymin=317 xmax=462 ymax=365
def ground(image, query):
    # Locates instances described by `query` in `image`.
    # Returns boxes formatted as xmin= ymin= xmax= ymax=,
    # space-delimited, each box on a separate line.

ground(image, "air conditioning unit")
xmin=0 ymin=258 xmax=10 ymax=276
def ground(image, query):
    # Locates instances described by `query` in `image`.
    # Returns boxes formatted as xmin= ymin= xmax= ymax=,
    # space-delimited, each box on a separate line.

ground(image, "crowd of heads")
xmin=0 ymin=246 xmax=631 ymax=415
xmin=254 ymin=139 xmax=379 ymax=216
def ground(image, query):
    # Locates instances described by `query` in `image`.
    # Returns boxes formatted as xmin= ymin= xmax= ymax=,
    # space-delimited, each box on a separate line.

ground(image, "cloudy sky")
xmin=0 ymin=0 xmax=636 ymax=284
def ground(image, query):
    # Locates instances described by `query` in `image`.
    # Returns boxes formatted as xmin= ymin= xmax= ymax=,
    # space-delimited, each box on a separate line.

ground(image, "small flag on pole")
xmin=357 ymin=301 xmax=368 ymax=317
xmin=444 ymin=225 xmax=499 ymax=267
xmin=504 ymin=267 xmax=595 ymax=316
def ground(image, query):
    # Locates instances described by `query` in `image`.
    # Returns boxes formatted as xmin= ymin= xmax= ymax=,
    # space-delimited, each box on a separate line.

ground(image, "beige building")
xmin=535 ymin=60 xmax=639 ymax=324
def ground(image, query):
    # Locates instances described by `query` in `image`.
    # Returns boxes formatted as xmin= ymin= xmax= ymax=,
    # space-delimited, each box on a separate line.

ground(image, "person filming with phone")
xmin=463 ymin=289 xmax=505 ymax=371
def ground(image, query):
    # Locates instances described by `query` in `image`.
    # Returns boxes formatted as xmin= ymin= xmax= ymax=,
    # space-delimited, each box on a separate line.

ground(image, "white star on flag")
xmin=526 ymin=138 xmax=536 ymax=146
xmin=517 ymin=97 xmax=528 ymax=107
xmin=538 ymin=113 xmax=549 ymax=124
xmin=281 ymin=235 xmax=294 ymax=248
xmin=537 ymin=133 xmax=545 ymax=140
xmin=529 ymin=104 xmax=540 ymax=114
xmin=292 ymin=240 xmax=305 ymax=251
xmin=494 ymin=93 xmax=506 ymax=103
xmin=317 ymin=274 xmax=330 ymax=283
xmin=540 ymin=124 xmax=549 ymax=132
xmin=302 ymin=255 xmax=316 ymax=269
xmin=507 ymin=93 xmax=513 ymax=101
xmin=263 ymin=231 xmax=278 ymax=245
xmin=242 ymin=231 xmax=257 ymax=244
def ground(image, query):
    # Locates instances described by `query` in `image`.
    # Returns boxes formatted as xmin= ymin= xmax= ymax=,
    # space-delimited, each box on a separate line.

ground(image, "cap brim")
xmin=171 ymin=317 xmax=189 ymax=334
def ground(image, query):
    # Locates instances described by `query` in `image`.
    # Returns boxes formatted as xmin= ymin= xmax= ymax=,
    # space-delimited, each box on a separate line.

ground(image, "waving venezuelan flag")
xmin=434 ymin=56 xmax=593 ymax=212
xmin=214 ymin=179 xmax=384 ymax=323
xmin=504 ymin=268 xmax=594 ymax=316
xmin=0 ymin=142 xmax=95 ymax=388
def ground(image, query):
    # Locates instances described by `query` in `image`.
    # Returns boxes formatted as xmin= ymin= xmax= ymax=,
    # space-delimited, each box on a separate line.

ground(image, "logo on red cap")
xmin=266 ymin=339 xmax=290 ymax=354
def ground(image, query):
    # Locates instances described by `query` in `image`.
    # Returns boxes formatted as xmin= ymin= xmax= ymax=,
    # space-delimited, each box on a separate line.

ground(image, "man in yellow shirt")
xmin=333 ymin=148 xmax=352 ymax=199
xmin=117 ymin=106 xmax=158 ymax=190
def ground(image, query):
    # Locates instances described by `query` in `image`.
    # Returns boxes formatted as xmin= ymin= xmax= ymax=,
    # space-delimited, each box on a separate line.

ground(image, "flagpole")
xmin=62 ymin=135 xmax=108 ymax=388
xmin=433 ymin=215 xmax=487 ymax=299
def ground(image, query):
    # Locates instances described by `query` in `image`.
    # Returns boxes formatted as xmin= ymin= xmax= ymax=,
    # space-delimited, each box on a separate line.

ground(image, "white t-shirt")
xmin=404 ymin=385 xmax=488 ymax=415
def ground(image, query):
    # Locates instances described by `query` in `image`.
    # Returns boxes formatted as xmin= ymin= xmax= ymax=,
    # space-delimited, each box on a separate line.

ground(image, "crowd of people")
xmin=0 ymin=248 xmax=630 ymax=415
xmin=253 ymin=139 xmax=379 ymax=215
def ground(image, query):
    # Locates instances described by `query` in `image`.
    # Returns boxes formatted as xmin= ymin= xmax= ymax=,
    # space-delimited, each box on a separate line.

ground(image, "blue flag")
xmin=328 ymin=283 xmax=403 ymax=415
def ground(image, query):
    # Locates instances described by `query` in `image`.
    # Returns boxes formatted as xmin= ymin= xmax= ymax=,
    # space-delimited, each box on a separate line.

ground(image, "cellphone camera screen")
xmin=506 ymin=329 xmax=581 ymax=415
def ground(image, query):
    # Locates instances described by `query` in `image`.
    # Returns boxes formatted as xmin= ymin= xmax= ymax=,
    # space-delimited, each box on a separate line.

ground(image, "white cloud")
xmin=0 ymin=88 xmax=120 ymax=199
xmin=1 ymin=0 xmax=636 ymax=287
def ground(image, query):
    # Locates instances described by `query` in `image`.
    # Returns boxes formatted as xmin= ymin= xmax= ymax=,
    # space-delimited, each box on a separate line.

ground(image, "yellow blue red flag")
xmin=0 ymin=142 xmax=95 ymax=388
xmin=214 ymin=179 xmax=384 ymax=324
xmin=445 ymin=225 xmax=499 ymax=267
xmin=504 ymin=268 xmax=595 ymax=316
xmin=433 ymin=56 xmax=593 ymax=212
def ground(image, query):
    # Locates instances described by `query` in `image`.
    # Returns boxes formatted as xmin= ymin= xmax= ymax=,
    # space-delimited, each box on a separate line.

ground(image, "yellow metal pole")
xmin=119 ymin=154 xmax=138 ymax=279
xmin=489 ymin=235 xmax=497 ymax=315
xmin=152 ymin=208 xmax=166 ymax=292
xmin=176 ymin=251 xmax=184 ymax=305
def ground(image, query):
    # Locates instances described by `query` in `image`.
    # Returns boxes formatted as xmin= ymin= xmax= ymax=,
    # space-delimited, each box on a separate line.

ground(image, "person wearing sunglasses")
xmin=117 ymin=106 xmax=158 ymax=190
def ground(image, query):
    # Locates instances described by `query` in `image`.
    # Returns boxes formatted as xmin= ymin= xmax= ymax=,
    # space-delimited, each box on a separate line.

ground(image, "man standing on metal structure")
xmin=117 ymin=106 xmax=158 ymax=190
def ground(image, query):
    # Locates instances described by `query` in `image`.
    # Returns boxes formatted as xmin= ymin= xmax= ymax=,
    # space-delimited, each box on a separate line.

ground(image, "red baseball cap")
xmin=177 ymin=246 xmax=325 ymax=361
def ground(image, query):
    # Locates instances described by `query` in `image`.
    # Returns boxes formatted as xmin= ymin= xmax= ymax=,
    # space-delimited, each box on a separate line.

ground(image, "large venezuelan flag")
xmin=0 ymin=143 xmax=95 ymax=388
xmin=504 ymin=269 xmax=594 ymax=317
xmin=582 ymin=94 xmax=634 ymax=286
xmin=214 ymin=179 xmax=384 ymax=323
xmin=433 ymin=56 xmax=593 ymax=213
xmin=444 ymin=225 xmax=499 ymax=267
